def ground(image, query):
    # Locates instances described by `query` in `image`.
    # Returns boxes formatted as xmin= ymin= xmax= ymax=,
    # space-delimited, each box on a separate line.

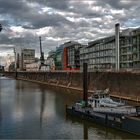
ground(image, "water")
xmin=0 ymin=77 xmax=139 ymax=139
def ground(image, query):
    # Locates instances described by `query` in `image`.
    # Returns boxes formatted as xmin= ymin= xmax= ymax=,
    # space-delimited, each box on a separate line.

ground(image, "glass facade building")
xmin=80 ymin=28 xmax=140 ymax=71
xmin=120 ymin=28 xmax=140 ymax=69
xmin=55 ymin=41 xmax=83 ymax=70
xmin=65 ymin=41 xmax=82 ymax=70
xmin=55 ymin=45 xmax=64 ymax=70
xmin=80 ymin=36 xmax=116 ymax=71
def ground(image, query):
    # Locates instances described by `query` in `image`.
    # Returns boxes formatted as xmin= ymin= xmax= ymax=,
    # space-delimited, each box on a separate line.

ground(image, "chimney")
xmin=115 ymin=23 xmax=120 ymax=71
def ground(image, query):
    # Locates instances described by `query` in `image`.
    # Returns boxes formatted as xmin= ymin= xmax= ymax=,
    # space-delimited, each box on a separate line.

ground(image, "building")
xmin=20 ymin=48 xmax=35 ymax=71
xmin=55 ymin=45 xmax=64 ymax=70
xmin=120 ymin=28 xmax=140 ymax=69
xmin=25 ymin=62 xmax=40 ymax=71
xmin=55 ymin=41 xmax=83 ymax=70
xmin=46 ymin=50 xmax=56 ymax=71
xmin=80 ymin=26 xmax=140 ymax=71
xmin=4 ymin=54 xmax=15 ymax=72
xmin=63 ymin=41 xmax=82 ymax=70
xmin=80 ymin=36 xmax=116 ymax=71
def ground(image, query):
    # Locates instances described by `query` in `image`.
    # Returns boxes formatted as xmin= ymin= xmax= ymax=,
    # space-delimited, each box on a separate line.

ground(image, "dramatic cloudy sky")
xmin=0 ymin=0 xmax=140 ymax=57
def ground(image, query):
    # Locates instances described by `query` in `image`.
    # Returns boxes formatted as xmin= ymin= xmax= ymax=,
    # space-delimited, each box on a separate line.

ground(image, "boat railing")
xmin=92 ymin=106 xmax=137 ymax=115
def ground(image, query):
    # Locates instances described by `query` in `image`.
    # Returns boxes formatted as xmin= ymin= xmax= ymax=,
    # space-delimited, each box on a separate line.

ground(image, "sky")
xmin=0 ymin=0 xmax=140 ymax=57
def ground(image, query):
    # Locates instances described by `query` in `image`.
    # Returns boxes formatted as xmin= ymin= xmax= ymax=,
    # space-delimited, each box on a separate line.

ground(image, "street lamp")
xmin=0 ymin=24 xmax=2 ymax=32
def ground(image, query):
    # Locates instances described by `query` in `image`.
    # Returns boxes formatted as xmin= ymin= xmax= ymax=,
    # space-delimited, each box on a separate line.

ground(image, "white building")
xmin=25 ymin=62 xmax=40 ymax=71
xmin=46 ymin=51 xmax=56 ymax=71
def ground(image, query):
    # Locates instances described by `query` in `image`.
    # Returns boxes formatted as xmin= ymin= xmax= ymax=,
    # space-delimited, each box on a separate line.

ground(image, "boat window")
xmin=115 ymin=117 xmax=121 ymax=123
xmin=136 ymin=106 xmax=140 ymax=115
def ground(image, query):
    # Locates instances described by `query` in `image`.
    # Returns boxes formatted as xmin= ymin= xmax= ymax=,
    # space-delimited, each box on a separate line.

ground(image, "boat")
xmin=88 ymin=89 xmax=125 ymax=108
xmin=87 ymin=89 xmax=137 ymax=115
xmin=66 ymin=63 xmax=140 ymax=136
xmin=66 ymin=89 xmax=140 ymax=136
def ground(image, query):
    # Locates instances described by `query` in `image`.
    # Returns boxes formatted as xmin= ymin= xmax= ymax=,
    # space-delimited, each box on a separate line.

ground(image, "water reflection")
xmin=0 ymin=79 xmax=139 ymax=139
xmin=83 ymin=123 xmax=88 ymax=139
xmin=40 ymin=88 xmax=46 ymax=128
xmin=66 ymin=114 xmax=140 ymax=139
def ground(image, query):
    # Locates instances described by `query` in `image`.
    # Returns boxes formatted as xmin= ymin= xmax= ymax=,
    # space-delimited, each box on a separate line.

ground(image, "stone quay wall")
xmin=3 ymin=71 xmax=140 ymax=102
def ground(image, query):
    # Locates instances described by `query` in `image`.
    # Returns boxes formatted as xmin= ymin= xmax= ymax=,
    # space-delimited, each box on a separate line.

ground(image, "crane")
xmin=39 ymin=36 xmax=44 ymax=66
xmin=39 ymin=36 xmax=49 ymax=70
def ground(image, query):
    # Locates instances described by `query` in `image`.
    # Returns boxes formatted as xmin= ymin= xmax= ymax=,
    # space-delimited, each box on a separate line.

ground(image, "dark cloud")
xmin=22 ymin=13 xmax=73 ymax=29
xmin=28 ymin=0 xmax=69 ymax=10
xmin=0 ymin=0 xmax=29 ymax=14
xmin=0 ymin=0 xmax=140 ymax=55
xmin=0 ymin=34 xmax=11 ymax=45
xmin=46 ymin=0 xmax=68 ymax=10
xmin=97 ymin=0 xmax=122 ymax=9
xmin=96 ymin=0 xmax=139 ymax=9
xmin=0 ymin=0 xmax=72 ymax=29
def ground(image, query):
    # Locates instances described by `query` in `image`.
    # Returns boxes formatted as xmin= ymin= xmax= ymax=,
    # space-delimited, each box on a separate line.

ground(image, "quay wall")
xmin=3 ymin=71 xmax=140 ymax=102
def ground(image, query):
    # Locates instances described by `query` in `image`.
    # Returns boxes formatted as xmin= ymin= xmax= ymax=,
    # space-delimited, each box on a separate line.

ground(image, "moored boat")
xmin=66 ymin=63 xmax=140 ymax=136
xmin=87 ymin=89 xmax=136 ymax=115
xmin=66 ymin=89 xmax=140 ymax=135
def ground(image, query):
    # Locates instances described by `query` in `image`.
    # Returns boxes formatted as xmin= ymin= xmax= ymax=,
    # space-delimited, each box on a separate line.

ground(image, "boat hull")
xmin=66 ymin=106 xmax=140 ymax=136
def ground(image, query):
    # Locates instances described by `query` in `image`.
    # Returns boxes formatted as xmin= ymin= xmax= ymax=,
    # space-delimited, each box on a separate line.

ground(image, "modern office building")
xmin=120 ymin=28 xmax=140 ymax=69
xmin=63 ymin=41 xmax=82 ymax=70
xmin=80 ymin=36 xmax=116 ymax=71
xmin=55 ymin=41 xmax=83 ymax=70
xmin=55 ymin=44 xmax=65 ymax=70
xmin=80 ymin=27 xmax=140 ymax=71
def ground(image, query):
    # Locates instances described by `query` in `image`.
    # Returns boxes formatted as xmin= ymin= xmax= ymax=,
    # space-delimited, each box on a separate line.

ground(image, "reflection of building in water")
xmin=39 ymin=88 xmax=56 ymax=127
xmin=40 ymin=89 xmax=46 ymax=126
xmin=7 ymin=91 xmax=24 ymax=123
